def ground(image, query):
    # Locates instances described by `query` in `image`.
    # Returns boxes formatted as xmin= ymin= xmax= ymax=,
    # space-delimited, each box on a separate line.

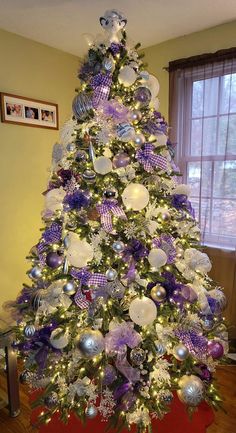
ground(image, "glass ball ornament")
xmin=122 ymin=183 xmax=149 ymax=211
xmin=162 ymin=392 xmax=173 ymax=403
xmin=134 ymin=86 xmax=152 ymax=106
xmin=103 ymin=188 xmax=118 ymax=199
xmin=117 ymin=123 xmax=135 ymax=142
xmin=82 ymin=169 xmax=96 ymax=183
xmin=44 ymin=392 xmax=58 ymax=409
xmin=113 ymin=152 xmax=130 ymax=168
xmin=207 ymin=340 xmax=224 ymax=359
xmin=24 ymin=324 xmax=36 ymax=338
xmin=46 ymin=252 xmax=63 ymax=269
xmin=112 ymin=240 xmax=125 ymax=253
xmin=75 ymin=150 xmax=88 ymax=162
xmin=72 ymin=92 xmax=93 ymax=120
xmin=118 ymin=65 xmax=137 ymax=87
xmin=30 ymin=266 xmax=42 ymax=279
xmin=106 ymin=268 xmax=118 ymax=281
xmin=128 ymin=109 xmax=142 ymax=124
xmin=19 ymin=369 xmax=32 ymax=384
xmin=202 ymin=317 xmax=214 ymax=331
xmin=49 ymin=328 xmax=69 ymax=350
xmin=94 ymin=156 xmax=112 ymax=175
xmin=63 ymin=281 xmax=76 ymax=296
xmin=103 ymin=57 xmax=115 ymax=72
xmin=66 ymin=142 xmax=76 ymax=152
xmin=76 ymin=329 xmax=104 ymax=358
xmin=129 ymin=296 xmax=157 ymax=326
xmin=177 ymin=375 xmax=204 ymax=406
xmin=130 ymin=347 xmax=146 ymax=365
xmin=148 ymin=248 xmax=167 ymax=269
xmin=132 ymin=133 xmax=146 ymax=147
xmin=173 ymin=344 xmax=189 ymax=361
xmin=150 ymin=285 xmax=166 ymax=302
xmin=85 ymin=404 xmax=98 ymax=419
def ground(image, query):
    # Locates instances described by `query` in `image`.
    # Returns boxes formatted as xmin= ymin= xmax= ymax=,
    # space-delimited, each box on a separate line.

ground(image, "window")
xmin=169 ymin=56 xmax=236 ymax=249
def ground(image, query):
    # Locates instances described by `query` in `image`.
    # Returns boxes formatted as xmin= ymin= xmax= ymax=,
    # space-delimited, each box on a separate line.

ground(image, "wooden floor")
xmin=0 ymin=366 xmax=236 ymax=433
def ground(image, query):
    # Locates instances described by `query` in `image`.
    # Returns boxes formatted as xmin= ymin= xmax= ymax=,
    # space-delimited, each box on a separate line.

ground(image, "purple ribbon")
xmin=70 ymin=267 xmax=107 ymax=287
xmin=97 ymin=199 xmax=127 ymax=233
xmin=136 ymin=144 xmax=168 ymax=172
xmin=43 ymin=222 xmax=62 ymax=244
xmin=175 ymin=329 xmax=208 ymax=359
xmin=91 ymin=73 xmax=112 ymax=108
xmin=152 ymin=234 xmax=176 ymax=264
xmin=115 ymin=347 xmax=140 ymax=383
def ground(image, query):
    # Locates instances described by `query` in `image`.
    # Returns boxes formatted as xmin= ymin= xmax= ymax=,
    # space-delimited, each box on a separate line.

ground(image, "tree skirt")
xmin=32 ymin=395 xmax=214 ymax=433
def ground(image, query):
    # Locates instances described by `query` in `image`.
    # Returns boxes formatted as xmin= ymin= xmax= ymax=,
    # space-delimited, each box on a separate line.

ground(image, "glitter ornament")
xmin=177 ymin=375 xmax=204 ymax=406
xmin=49 ymin=328 xmax=69 ymax=350
xmin=207 ymin=340 xmax=224 ymax=359
xmin=63 ymin=281 xmax=76 ymax=296
xmin=173 ymin=344 xmax=189 ymax=361
xmin=148 ymin=248 xmax=167 ymax=269
xmin=44 ymin=392 xmax=58 ymax=409
xmin=134 ymin=86 xmax=152 ymax=106
xmin=150 ymin=285 xmax=166 ymax=302
xmin=129 ymin=296 xmax=157 ymax=326
xmin=113 ymin=152 xmax=130 ymax=168
xmin=19 ymin=370 xmax=32 ymax=384
xmin=202 ymin=317 xmax=214 ymax=331
xmin=82 ymin=169 xmax=96 ymax=183
xmin=30 ymin=266 xmax=42 ymax=279
xmin=72 ymin=92 xmax=93 ymax=120
xmin=76 ymin=329 xmax=104 ymax=358
xmin=76 ymin=150 xmax=88 ymax=162
xmin=46 ymin=252 xmax=63 ymax=269
xmin=85 ymin=404 xmax=98 ymax=419
xmin=24 ymin=324 xmax=36 ymax=338
xmin=106 ymin=268 xmax=118 ymax=281
xmin=112 ymin=240 xmax=125 ymax=253
xmin=130 ymin=347 xmax=146 ymax=365
xmin=94 ymin=156 xmax=112 ymax=175
xmin=122 ymin=183 xmax=149 ymax=211
xmin=118 ymin=65 xmax=137 ymax=87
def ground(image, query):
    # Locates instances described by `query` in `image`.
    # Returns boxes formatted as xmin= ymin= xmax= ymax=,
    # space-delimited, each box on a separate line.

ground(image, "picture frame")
xmin=0 ymin=92 xmax=59 ymax=130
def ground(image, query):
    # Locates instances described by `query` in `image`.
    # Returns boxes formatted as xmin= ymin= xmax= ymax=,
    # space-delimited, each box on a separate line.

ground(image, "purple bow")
xmin=70 ymin=267 xmax=107 ymax=287
xmin=152 ymin=234 xmax=176 ymax=264
xmin=43 ymin=222 xmax=62 ymax=244
xmin=97 ymin=199 xmax=127 ymax=233
xmin=115 ymin=347 xmax=140 ymax=383
xmin=136 ymin=144 xmax=168 ymax=172
xmin=91 ymin=73 xmax=112 ymax=108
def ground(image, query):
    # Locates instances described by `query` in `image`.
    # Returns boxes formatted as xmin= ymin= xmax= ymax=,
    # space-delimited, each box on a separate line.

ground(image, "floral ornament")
xmin=114 ymin=164 xmax=136 ymax=183
xmin=126 ymin=406 xmax=151 ymax=427
xmin=68 ymin=376 xmax=93 ymax=401
xmin=98 ymin=99 xmax=129 ymax=123
xmin=184 ymin=248 xmax=212 ymax=274
xmin=150 ymin=358 xmax=171 ymax=387
xmin=152 ymin=234 xmax=176 ymax=264
xmin=63 ymin=189 xmax=90 ymax=211
xmin=38 ymin=280 xmax=72 ymax=314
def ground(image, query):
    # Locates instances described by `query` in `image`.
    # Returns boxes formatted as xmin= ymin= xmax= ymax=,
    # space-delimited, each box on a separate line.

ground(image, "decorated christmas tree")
xmin=11 ymin=9 xmax=227 ymax=432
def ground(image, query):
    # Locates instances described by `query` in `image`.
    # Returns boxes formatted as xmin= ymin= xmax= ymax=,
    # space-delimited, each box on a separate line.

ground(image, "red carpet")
xmin=31 ymin=394 xmax=214 ymax=433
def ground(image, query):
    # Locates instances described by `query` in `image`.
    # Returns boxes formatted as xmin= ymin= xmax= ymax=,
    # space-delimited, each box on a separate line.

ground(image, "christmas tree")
xmin=11 ymin=9 xmax=227 ymax=432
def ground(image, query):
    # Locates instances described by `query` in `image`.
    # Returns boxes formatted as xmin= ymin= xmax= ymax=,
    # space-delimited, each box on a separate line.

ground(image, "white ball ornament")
xmin=66 ymin=233 xmax=93 ymax=268
xmin=118 ymin=65 xmax=137 ymax=87
xmin=148 ymin=248 xmax=167 ymax=269
xmin=142 ymin=74 xmax=160 ymax=97
xmin=122 ymin=183 xmax=149 ymax=211
xmin=94 ymin=156 xmax=112 ymax=175
xmin=50 ymin=328 xmax=69 ymax=349
xmin=44 ymin=187 xmax=66 ymax=213
xmin=129 ymin=296 xmax=157 ymax=326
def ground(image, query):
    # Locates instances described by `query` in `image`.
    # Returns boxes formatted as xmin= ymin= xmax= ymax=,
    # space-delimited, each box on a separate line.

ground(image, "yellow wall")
xmin=0 ymin=29 xmax=79 ymax=324
xmin=143 ymin=20 xmax=236 ymax=119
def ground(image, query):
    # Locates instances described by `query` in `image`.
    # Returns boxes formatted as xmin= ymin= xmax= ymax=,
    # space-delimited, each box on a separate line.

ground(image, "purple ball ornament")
xmin=207 ymin=340 xmax=224 ymax=359
xmin=113 ymin=152 xmax=131 ymax=168
xmin=46 ymin=252 xmax=64 ymax=269
xmin=134 ymin=86 xmax=152 ymax=106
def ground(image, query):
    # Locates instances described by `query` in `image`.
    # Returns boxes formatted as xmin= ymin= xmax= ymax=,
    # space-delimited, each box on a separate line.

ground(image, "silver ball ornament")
xmin=106 ymin=268 xmax=118 ymax=281
xmin=66 ymin=142 xmax=76 ymax=152
xmin=30 ymin=266 xmax=42 ymax=279
xmin=128 ymin=109 xmax=142 ymax=124
xmin=202 ymin=317 xmax=214 ymax=331
xmin=150 ymin=285 xmax=166 ymax=302
xmin=72 ymin=92 xmax=93 ymax=120
xmin=24 ymin=324 xmax=36 ymax=338
xmin=76 ymin=329 xmax=104 ymax=358
xmin=130 ymin=348 xmax=146 ymax=365
xmin=82 ymin=169 xmax=96 ymax=183
xmin=112 ymin=240 xmax=125 ymax=253
xmin=85 ymin=404 xmax=98 ymax=419
xmin=173 ymin=344 xmax=189 ymax=361
xmin=133 ymin=133 xmax=146 ymax=147
xmin=44 ymin=392 xmax=58 ymax=409
xmin=63 ymin=281 xmax=76 ymax=296
xmin=178 ymin=375 xmax=204 ymax=406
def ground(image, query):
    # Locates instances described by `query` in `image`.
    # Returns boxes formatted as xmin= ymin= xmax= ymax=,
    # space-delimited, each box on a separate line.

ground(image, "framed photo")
xmin=0 ymin=92 xmax=58 ymax=129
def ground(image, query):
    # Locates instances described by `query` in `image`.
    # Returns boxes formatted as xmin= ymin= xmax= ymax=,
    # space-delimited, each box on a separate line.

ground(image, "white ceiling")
xmin=0 ymin=0 xmax=235 ymax=57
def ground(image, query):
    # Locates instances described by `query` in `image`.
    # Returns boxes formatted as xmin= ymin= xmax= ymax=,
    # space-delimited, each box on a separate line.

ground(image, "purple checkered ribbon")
xmin=70 ymin=267 xmax=107 ymax=287
xmin=74 ymin=288 xmax=90 ymax=309
xmin=136 ymin=144 xmax=168 ymax=173
xmin=152 ymin=234 xmax=176 ymax=264
xmin=97 ymin=199 xmax=127 ymax=233
xmin=36 ymin=240 xmax=47 ymax=265
xmin=91 ymin=73 xmax=112 ymax=108
xmin=88 ymin=273 xmax=107 ymax=287
xmin=175 ymin=329 xmax=208 ymax=359
xmin=43 ymin=223 xmax=62 ymax=244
